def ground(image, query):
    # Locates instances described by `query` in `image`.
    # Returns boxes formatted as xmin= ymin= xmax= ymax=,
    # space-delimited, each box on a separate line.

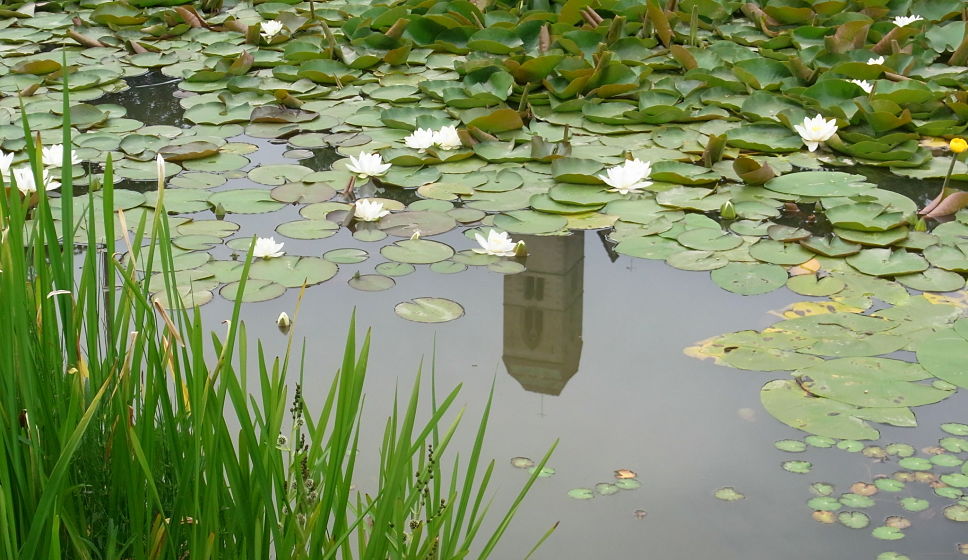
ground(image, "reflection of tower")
xmin=503 ymin=233 xmax=584 ymax=396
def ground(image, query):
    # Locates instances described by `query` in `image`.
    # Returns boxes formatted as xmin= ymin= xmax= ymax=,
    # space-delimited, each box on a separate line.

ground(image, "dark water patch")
xmin=96 ymin=70 xmax=186 ymax=129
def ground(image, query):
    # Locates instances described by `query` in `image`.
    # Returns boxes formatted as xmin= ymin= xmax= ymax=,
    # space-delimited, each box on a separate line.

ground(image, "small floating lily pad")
xmin=348 ymin=274 xmax=395 ymax=292
xmin=615 ymin=479 xmax=642 ymax=490
xmin=782 ymin=460 xmax=812 ymax=474
xmin=324 ymin=248 xmax=369 ymax=264
xmin=837 ymin=511 xmax=870 ymax=529
xmin=510 ymin=457 xmax=535 ymax=469
xmin=595 ymin=483 xmax=620 ymax=496
xmin=394 ymin=297 xmax=464 ymax=323
xmin=872 ymin=526 xmax=905 ymax=540
xmin=568 ymin=488 xmax=595 ymax=500
xmin=774 ymin=440 xmax=807 ymax=453
xmin=713 ymin=487 xmax=745 ymax=501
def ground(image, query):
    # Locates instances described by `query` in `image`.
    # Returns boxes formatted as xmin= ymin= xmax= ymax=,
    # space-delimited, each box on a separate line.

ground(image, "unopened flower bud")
xmin=720 ymin=200 xmax=737 ymax=220
xmin=276 ymin=311 xmax=291 ymax=333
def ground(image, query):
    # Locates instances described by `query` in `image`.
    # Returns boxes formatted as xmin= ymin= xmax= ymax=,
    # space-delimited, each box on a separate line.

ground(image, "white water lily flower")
xmin=794 ymin=115 xmax=838 ymax=152
xmin=260 ymin=20 xmax=285 ymax=41
xmin=867 ymin=56 xmax=885 ymax=65
xmin=354 ymin=198 xmax=390 ymax=222
xmin=346 ymin=152 xmax=391 ymax=179
xmin=253 ymin=236 xmax=285 ymax=259
xmin=597 ymin=158 xmax=653 ymax=195
xmin=41 ymin=144 xmax=80 ymax=167
xmin=433 ymin=125 xmax=462 ymax=150
xmin=473 ymin=229 xmax=517 ymax=257
xmin=404 ymin=128 xmax=436 ymax=152
xmin=850 ymin=79 xmax=873 ymax=93
xmin=12 ymin=166 xmax=59 ymax=195
xmin=893 ymin=15 xmax=923 ymax=26
xmin=0 ymin=149 xmax=13 ymax=180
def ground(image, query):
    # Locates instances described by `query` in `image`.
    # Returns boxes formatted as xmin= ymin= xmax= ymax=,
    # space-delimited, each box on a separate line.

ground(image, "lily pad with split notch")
xmin=375 ymin=262 xmax=416 ymax=277
xmin=249 ymin=256 xmax=338 ymax=288
xmin=209 ymin=190 xmax=286 ymax=214
xmin=348 ymin=274 xmax=395 ymax=292
xmin=381 ymin=239 xmax=454 ymax=264
xmin=271 ymin=182 xmax=336 ymax=204
xmin=394 ymin=297 xmax=464 ymax=323
xmin=749 ymin=240 xmax=814 ymax=265
xmin=838 ymin=511 xmax=870 ymax=529
xmin=568 ymin=488 xmax=595 ymax=500
xmin=761 ymin=379 xmax=880 ymax=440
xmin=710 ymin=262 xmax=788 ymax=295
xmin=276 ymin=219 xmax=339 ymax=240
xmin=220 ymin=279 xmax=286 ymax=303
xmin=774 ymin=440 xmax=807 ymax=452
xmin=493 ymin=210 xmax=568 ymax=235
xmin=379 ymin=211 xmax=457 ymax=237
xmin=324 ymin=248 xmax=369 ymax=264
xmin=787 ymin=274 xmax=845 ymax=297
xmin=595 ymin=483 xmax=620 ymax=496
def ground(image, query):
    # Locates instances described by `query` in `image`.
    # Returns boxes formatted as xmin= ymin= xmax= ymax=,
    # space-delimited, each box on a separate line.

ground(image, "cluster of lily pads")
xmin=0 ymin=0 xmax=966 ymax=311
xmin=770 ymin=423 xmax=968 ymax=556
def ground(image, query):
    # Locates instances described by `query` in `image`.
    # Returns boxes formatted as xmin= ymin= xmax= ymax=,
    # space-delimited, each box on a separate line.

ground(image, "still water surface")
xmin=192 ymin=225 xmax=968 ymax=560
xmin=106 ymin=74 xmax=968 ymax=559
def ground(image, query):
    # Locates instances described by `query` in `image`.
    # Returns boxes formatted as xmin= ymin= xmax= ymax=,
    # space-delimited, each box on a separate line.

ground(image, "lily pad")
xmin=710 ymin=263 xmax=788 ymax=295
xmin=394 ymin=297 xmax=464 ymax=323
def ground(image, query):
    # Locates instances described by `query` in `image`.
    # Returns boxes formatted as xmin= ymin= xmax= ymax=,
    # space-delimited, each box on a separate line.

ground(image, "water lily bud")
xmin=156 ymin=154 xmax=166 ymax=190
xmin=409 ymin=230 xmax=420 ymax=240
xmin=513 ymin=240 xmax=528 ymax=257
xmin=914 ymin=218 xmax=927 ymax=232
xmin=214 ymin=202 xmax=226 ymax=220
xmin=950 ymin=138 xmax=967 ymax=154
xmin=720 ymin=200 xmax=737 ymax=220
xmin=276 ymin=311 xmax=291 ymax=333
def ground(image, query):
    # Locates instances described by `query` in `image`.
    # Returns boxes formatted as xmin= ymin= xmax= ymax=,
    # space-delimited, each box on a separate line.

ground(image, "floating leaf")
xmin=713 ymin=487 xmax=745 ymax=501
xmin=394 ymin=297 xmax=464 ymax=323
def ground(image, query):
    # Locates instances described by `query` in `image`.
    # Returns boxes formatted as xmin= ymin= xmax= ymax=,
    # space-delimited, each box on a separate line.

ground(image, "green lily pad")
xmin=710 ymin=263 xmax=788 ymax=295
xmin=846 ymin=249 xmax=929 ymax=277
xmin=765 ymin=171 xmax=871 ymax=197
xmin=782 ymin=460 xmax=812 ymax=474
xmin=807 ymin=497 xmax=841 ymax=511
xmin=872 ymin=526 xmax=905 ymax=540
xmin=837 ymin=511 xmax=870 ymax=529
xmin=898 ymin=497 xmax=930 ymax=512
xmin=794 ymin=357 xmax=953 ymax=408
xmin=761 ymin=379 xmax=879 ymax=440
xmin=677 ymin=228 xmax=743 ymax=251
xmin=220 ymin=279 xmax=286 ymax=303
xmin=774 ymin=439 xmax=807 ymax=452
xmin=713 ymin=487 xmax=745 ymax=501
xmin=394 ymin=297 xmax=464 ymax=323
xmin=944 ymin=505 xmax=968 ymax=522
xmin=748 ymin=240 xmax=813 ymax=265
xmin=568 ymin=488 xmax=595 ymax=500
xmin=323 ymin=248 xmax=369 ymax=264
xmin=895 ymin=268 xmax=966 ymax=292
xmin=248 ymin=256 xmax=338 ymax=288
xmin=787 ymin=274 xmax=846 ymax=296
xmin=380 ymin=239 xmax=455 ymax=264
xmin=348 ymin=274 xmax=395 ymax=292
xmin=209 ymin=190 xmax=286 ymax=214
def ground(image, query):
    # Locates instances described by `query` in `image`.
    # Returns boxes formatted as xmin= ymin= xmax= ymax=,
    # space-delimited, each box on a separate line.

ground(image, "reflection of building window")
xmin=525 ymin=276 xmax=545 ymax=301
xmin=524 ymin=308 xmax=543 ymax=349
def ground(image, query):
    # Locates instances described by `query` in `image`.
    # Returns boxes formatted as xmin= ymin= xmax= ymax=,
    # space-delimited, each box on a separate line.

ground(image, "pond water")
xmin=82 ymin=70 xmax=968 ymax=559
xmin=187 ymin=224 xmax=968 ymax=560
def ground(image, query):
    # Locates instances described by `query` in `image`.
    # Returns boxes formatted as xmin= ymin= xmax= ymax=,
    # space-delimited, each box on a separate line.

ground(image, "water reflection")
xmin=97 ymin=70 xmax=186 ymax=129
xmin=503 ymin=232 xmax=584 ymax=395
